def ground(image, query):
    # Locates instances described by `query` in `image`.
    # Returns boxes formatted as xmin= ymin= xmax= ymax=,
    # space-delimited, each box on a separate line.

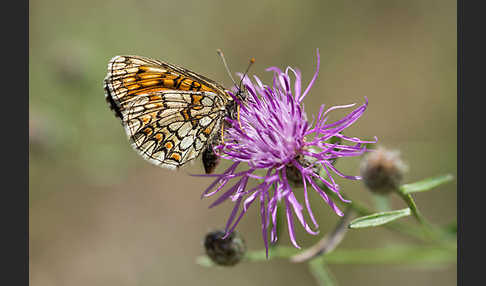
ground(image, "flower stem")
xmin=308 ymin=259 xmax=338 ymax=286
xmin=290 ymin=207 xmax=355 ymax=263
xmin=397 ymin=191 xmax=442 ymax=241
xmin=398 ymin=192 xmax=427 ymax=225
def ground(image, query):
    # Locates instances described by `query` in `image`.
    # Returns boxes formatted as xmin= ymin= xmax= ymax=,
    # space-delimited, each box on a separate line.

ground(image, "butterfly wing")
xmin=104 ymin=55 xmax=229 ymax=111
xmin=104 ymin=55 xmax=230 ymax=170
xmin=123 ymin=91 xmax=226 ymax=169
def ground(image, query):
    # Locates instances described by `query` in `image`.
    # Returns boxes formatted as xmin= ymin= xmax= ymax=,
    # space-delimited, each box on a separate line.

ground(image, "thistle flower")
xmin=199 ymin=50 xmax=376 ymax=257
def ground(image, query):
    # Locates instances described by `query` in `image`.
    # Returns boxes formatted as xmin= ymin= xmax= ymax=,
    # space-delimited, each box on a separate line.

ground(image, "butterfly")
xmin=103 ymin=55 xmax=246 ymax=173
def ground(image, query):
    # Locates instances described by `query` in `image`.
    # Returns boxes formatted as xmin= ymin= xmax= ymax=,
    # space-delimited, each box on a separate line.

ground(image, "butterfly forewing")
xmin=104 ymin=55 xmax=232 ymax=171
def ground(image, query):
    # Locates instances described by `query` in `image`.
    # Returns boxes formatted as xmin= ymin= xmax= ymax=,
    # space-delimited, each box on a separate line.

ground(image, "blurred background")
xmin=29 ymin=0 xmax=456 ymax=285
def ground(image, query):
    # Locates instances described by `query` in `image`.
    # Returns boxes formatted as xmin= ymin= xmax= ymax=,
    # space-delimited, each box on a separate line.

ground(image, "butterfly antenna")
xmin=234 ymin=58 xmax=255 ymax=134
xmin=216 ymin=49 xmax=238 ymax=88
xmin=238 ymin=57 xmax=255 ymax=93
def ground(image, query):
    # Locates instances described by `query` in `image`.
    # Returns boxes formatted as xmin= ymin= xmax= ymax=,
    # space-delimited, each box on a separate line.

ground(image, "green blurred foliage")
xmin=30 ymin=0 xmax=456 ymax=285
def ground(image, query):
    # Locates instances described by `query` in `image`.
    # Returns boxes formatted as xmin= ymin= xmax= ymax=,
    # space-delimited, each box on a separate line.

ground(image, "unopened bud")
xmin=360 ymin=146 xmax=408 ymax=195
xmin=204 ymin=230 xmax=246 ymax=266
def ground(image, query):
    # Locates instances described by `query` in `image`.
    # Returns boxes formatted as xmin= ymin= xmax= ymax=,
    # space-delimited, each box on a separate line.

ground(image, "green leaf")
xmin=309 ymin=259 xmax=338 ymax=286
xmin=400 ymin=174 xmax=454 ymax=194
xmin=349 ymin=208 xmax=411 ymax=229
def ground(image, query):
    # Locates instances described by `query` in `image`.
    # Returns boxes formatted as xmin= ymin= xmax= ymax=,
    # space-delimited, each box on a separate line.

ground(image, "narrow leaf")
xmin=349 ymin=208 xmax=411 ymax=229
xmin=400 ymin=174 xmax=454 ymax=194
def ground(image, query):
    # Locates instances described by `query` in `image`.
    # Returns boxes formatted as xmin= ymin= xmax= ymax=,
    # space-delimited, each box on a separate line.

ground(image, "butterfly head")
xmin=216 ymin=49 xmax=254 ymax=103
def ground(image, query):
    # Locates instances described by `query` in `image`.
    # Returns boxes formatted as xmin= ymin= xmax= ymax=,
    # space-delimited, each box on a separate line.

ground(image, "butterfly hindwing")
xmin=103 ymin=55 xmax=232 ymax=171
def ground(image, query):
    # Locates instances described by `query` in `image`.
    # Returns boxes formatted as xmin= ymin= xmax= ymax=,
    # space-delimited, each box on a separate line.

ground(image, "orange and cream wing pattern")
xmin=122 ymin=91 xmax=226 ymax=169
xmin=103 ymin=55 xmax=231 ymax=170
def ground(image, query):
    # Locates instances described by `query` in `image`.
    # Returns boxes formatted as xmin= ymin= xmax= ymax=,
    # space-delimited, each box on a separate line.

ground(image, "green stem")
xmin=291 ymin=207 xmax=354 ymax=263
xmin=398 ymin=192 xmax=427 ymax=225
xmin=397 ymin=191 xmax=443 ymax=241
xmin=209 ymin=241 xmax=456 ymax=264
xmin=372 ymin=194 xmax=391 ymax=212
xmin=308 ymin=259 xmax=338 ymax=286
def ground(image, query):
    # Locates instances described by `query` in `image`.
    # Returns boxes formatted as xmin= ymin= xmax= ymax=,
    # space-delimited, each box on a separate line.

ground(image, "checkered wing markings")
xmin=123 ymin=91 xmax=224 ymax=169
xmin=103 ymin=55 xmax=233 ymax=169
xmin=103 ymin=55 xmax=228 ymax=111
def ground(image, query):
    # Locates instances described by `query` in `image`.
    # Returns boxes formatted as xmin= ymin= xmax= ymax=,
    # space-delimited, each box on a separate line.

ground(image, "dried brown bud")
xmin=360 ymin=146 xmax=408 ymax=195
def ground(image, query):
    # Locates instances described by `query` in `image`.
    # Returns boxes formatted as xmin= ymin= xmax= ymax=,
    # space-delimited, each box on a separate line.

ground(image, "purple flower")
xmin=198 ymin=50 xmax=376 ymax=257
